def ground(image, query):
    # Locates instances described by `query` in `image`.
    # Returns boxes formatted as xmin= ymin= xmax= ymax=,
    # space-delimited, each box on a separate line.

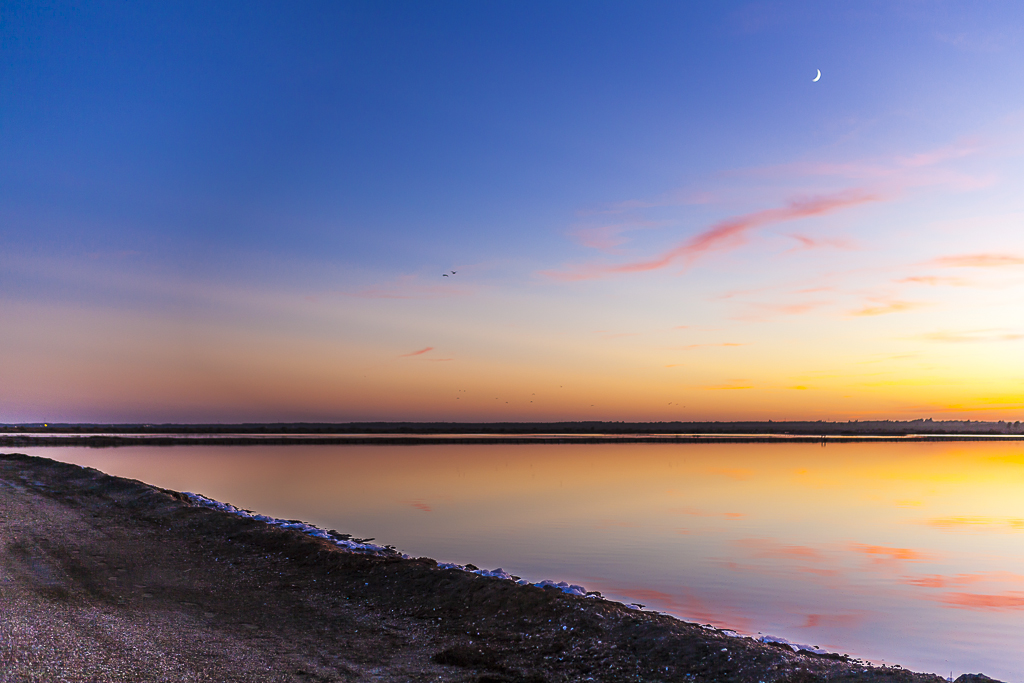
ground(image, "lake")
xmin=27 ymin=441 xmax=1024 ymax=681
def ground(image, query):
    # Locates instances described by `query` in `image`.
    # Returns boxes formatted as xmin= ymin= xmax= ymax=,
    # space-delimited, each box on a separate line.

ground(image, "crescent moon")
xmin=812 ymin=69 xmax=821 ymax=82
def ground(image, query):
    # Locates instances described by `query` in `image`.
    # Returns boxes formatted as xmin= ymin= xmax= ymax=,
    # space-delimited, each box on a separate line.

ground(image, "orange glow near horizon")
xmin=2 ymin=244 xmax=1022 ymax=423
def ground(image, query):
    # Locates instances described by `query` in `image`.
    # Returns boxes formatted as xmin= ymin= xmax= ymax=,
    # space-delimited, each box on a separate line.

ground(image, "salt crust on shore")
xmin=183 ymin=490 xmax=829 ymax=657
xmin=183 ymin=492 xmax=593 ymax=596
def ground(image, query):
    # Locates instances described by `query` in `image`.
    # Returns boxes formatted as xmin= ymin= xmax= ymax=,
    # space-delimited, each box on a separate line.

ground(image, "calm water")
xmin=29 ymin=442 xmax=1024 ymax=681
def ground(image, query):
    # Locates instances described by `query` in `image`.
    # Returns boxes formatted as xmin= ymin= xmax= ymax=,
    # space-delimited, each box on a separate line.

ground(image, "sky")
xmin=2 ymin=1 xmax=1023 ymax=423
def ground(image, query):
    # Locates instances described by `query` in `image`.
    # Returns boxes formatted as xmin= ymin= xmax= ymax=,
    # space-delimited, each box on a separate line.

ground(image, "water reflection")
xmin=31 ymin=441 xmax=1024 ymax=682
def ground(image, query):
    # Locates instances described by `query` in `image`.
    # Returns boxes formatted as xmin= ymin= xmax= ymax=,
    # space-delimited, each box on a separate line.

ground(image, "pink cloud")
xmin=895 ymin=139 xmax=983 ymax=168
xmin=410 ymin=501 xmax=432 ymax=512
xmin=569 ymin=219 xmax=667 ymax=252
xmin=786 ymin=234 xmax=856 ymax=252
xmin=544 ymin=190 xmax=881 ymax=281
xmin=746 ymin=138 xmax=992 ymax=191
xmin=733 ymin=300 xmax=832 ymax=321
xmin=897 ymin=275 xmax=968 ymax=286
xmin=774 ymin=302 xmax=826 ymax=314
xmin=400 ymin=347 xmax=434 ymax=357
xmin=571 ymin=225 xmax=630 ymax=251
xmin=929 ymin=253 xmax=1024 ymax=268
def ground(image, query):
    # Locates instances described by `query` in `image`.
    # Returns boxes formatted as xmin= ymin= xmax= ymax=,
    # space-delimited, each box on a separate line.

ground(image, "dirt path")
xmin=0 ymin=453 xmax=984 ymax=683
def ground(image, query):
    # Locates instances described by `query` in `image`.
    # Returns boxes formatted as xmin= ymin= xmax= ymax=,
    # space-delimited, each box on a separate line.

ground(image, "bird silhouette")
xmin=442 ymin=273 xmax=449 ymax=277
xmin=451 ymin=270 xmax=456 ymax=274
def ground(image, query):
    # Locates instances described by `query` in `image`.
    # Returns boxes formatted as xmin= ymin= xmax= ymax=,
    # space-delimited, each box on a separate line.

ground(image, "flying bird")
xmin=451 ymin=270 xmax=457 ymax=274
xmin=442 ymin=273 xmax=449 ymax=277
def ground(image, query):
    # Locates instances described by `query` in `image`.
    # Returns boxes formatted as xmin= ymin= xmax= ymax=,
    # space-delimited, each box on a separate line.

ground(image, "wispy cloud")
xmin=749 ymin=138 xmax=993 ymax=191
xmin=935 ymin=30 xmax=1010 ymax=53
xmin=400 ymin=347 xmax=434 ymax=357
xmin=849 ymin=299 xmax=921 ymax=317
xmin=897 ymin=275 xmax=969 ymax=286
xmin=926 ymin=516 xmax=1024 ymax=531
xmin=929 ymin=253 xmax=1024 ymax=268
xmin=785 ymin=234 xmax=856 ymax=252
xmin=896 ymin=139 xmax=984 ymax=168
xmin=916 ymin=330 xmax=1023 ymax=343
xmin=569 ymin=219 xmax=668 ymax=252
xmin=545 ymin=190 xmax=881 ymax=281
xmin=732 ymin=300 xmax=833 ymax=321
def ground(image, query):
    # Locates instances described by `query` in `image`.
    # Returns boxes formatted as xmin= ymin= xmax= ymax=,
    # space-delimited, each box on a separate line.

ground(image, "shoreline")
xmin=4 ymin=433 xmax=1024 ymax=448
xmin=0 ymin=452 xmax=1002 ymax=682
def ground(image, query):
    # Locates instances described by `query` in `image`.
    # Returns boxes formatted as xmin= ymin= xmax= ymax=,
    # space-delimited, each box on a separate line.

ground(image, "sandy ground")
xmin=0 ymin=452 xmax=1001 ymax=683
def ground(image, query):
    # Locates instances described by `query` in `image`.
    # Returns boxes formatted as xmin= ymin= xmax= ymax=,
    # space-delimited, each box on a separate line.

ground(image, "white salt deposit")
xmin=184 ymin=492 xmax=606 ymax=599
xmin=182 ymin=492 xmax=405 ymax=557
xmin=756 ymin=634 xmax=828 ymax=655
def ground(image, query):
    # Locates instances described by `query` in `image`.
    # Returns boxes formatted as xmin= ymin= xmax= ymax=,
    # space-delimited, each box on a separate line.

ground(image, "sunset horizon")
xmin=3 ymin=3 xmax=1022 ymax=425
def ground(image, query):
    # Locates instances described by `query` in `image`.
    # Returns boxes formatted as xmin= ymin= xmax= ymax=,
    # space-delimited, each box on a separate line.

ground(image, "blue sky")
xmin=2 ymin=1 xmax=1023 ymax=422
